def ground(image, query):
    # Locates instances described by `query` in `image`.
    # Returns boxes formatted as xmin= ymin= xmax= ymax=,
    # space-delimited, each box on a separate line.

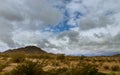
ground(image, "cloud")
xmin=0 ymin=0 xmax=63 ymax=50
xmin=0 ymin=18 xmax=15 ymax=48
xmin=0 ymin=0 xmax=120 ymax=56
xmin=78 ymin=0 xmax=120 ymax=30
xmin=12 ymin=30 xmax=59 ymax=52
xmin=36 ymin=0 xmax=120 ymax=55
xmin=79 ymin=15 xmax=114 ymax=30
xmin=24 ymin=0 xmax=63 ymax=25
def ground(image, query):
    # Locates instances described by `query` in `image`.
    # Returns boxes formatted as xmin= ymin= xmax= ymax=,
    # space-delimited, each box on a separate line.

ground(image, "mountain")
xmin=113 ymin=54 xmax=120 ymax=57
xmin=3 ymin=46 xmax=47 ymax=54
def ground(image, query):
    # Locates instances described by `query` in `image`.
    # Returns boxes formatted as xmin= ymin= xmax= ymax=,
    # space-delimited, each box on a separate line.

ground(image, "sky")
xmin=0 ymin=0 xmax=120 ymax=56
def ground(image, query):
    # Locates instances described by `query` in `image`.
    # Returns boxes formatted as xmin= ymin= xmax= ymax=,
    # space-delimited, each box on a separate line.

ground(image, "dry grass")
xmin=0 ymin=53 xmax=120 ymax=75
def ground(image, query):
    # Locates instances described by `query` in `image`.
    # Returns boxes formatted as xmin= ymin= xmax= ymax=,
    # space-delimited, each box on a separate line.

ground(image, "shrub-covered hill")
xmin=3 ymin=46 xmax=47 ymax=54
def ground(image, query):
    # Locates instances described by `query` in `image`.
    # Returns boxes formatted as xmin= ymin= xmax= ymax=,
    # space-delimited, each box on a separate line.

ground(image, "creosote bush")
xmin=56 ymin=54 xmax=65 ymax=61
xmin=46 ymin=63 xmax=105 ymax=75
xmin=79 ymin=55 xmax=86 ymax=60
xmin=2 ymin=53 xmax=120 ymax=75
xmin=111 ymin=65 xmax=120 ymax=71
xmin=27 ymin=54 xmax=54 ymax=59
xmin=10 ymin=53 xmax=25 ymax=63
xmin=0 ymin=62 xmax=9 ymax=72
xmin=103 ymin=65 xmax=109 ymax=70
xmin=5 ymin=60 xmax=105 ymax=75
xmin=6 ymin=60 xmax=44 ymax=75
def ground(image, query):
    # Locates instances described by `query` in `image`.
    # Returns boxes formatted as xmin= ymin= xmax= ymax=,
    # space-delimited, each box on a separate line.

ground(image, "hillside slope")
xmin=3 ymin=46 xmax=47 ymax=54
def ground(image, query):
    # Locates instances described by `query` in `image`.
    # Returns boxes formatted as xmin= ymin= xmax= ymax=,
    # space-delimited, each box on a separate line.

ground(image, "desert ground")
xmin=0 ymin=52 xmax=120 ymax=75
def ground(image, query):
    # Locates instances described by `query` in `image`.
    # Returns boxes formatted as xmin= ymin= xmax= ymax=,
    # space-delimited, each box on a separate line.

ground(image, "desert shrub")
xmin=103 ymin=65 xmax=109 ymax=70
xmin=0 ymin=54 xmax=9 ymax=58
xmin=7 ymin=60 xmax=44 ymax=75
xmin=0 ymin=62 xmax=9 ymax=72
xmin=4 ymin=60 xmax=106 ymax=75
xmin=79 ymin=55 xmax=86 ymax=60
xmin=47 ymin=63 xmax=105 ymax=75
xmin=107 ymin=60 xmax=112 ymax=62
xmin=10 ymin=53 xmax=25 ymax=63
xmin=111 ymin=65 xmax=120 ymax=71
xmin=99 ymin=62 xmax=103 ymax=66
xmin=106 ymin=72 xmax=116 ymax=75
xmin=52 ymin=61 xmax=60 ymax=66
xmin=40 ymin=54 xmax=53 ymax=59
xmin=0 ymin=73 xmax=3 ymax=75
xmin=46 ymin=68 xmax=67 ymax=75
xmin=0 ymin=64 xmax=5 ymax=71
xmin=56 ymin=54 xmax=65 ymax=61
xmin=27 ymin=54 xmax=53 ymax=59
xmin=85 ymin=58 xmax=91 ymax=62
xmin=92 ymin=58 xmax=97 ymax=63
xmin=74 ymin=63 xmax=105 ymax=75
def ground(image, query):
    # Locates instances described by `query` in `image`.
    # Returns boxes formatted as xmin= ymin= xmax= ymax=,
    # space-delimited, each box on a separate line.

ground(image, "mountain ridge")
xmin=3 ymin=46 xmax=47 ymax=54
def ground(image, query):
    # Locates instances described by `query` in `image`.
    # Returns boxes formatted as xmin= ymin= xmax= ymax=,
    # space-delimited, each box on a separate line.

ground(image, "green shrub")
xmin=111 ymin=65 xmax=120 ymax=71
xmin=7 ymin=60 xmax=44 ymax=75
xmin=5 ymin=60 xmax=106 ymax=75
xmin=10 ymin=53 xmax=25 ymax=63
xmin=0 ymin=64 xmax=5 ymax=71
xmin=103 ymin=65 xmax=109 ymax=70
xmin=27 ymin=54 xmax=54 ymax=59
xmin=79 ymin=55 xmax=86 ymax=60
xmin=52 ymin=61 xmax=60 ymax=66
xmin=69 ymin=63 xmax=105 ymax=75
xmin=46 ymin=68 xmax=67 ymax=75
xmin=106 ymin=72 xmax=116 ymax=75
xmin=56 ymin=54 xmax=65 ymax=61
xmin=47 ymin=63 xmax=105 ymax=75
xmin=0 ymin=62 xmax=9 ymax=72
